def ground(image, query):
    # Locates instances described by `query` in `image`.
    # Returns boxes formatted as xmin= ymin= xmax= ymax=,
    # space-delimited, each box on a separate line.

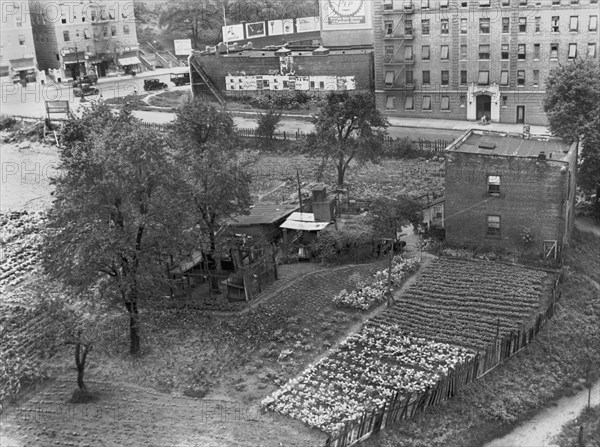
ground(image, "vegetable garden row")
xmin=1 ymin=211 xmax=46 ymax=294
xmin=262 ymin=257 xmax=559 ymax=446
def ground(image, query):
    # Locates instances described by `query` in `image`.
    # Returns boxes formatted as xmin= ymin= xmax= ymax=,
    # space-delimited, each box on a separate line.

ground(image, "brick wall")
xmin=444 ymin=151 xmax=573 ymax=253
xmin=196 ymin=51 xmax=374 ymax=92
xmin=373 ymin=0 xmax=599 ymax=124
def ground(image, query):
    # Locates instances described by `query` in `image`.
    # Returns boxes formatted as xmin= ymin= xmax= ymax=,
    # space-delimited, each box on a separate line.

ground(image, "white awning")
xmin=280 ymin=220 xmax=330 ymax=231
xmin=287 ymin=212 xmax=316 ymax=222
xmin=118 ymin=56 xmax=141 ymax=66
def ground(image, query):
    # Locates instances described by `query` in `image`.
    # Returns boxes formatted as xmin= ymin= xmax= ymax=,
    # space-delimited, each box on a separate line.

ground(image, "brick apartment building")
xmin=444 ymin=129 xmax=578 ymax=257
xmin=373 ymin=0 xmax=599 ymax=125
xmin=0 ymin=0 xmax=38 ymax=82
xmin=27 ymin=0 xmax=139 ymax=80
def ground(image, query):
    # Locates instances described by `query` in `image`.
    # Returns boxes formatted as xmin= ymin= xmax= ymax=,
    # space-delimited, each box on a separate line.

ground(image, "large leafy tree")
xmin=543 ymin=58 xmax=600 ymax=199
xmin=170 ymin=100 xmax=253 ymax=288
xmin=158 ymin=0 xmax=319 ymax=47
xmin=44 ymin=103 xmax=192 ymax=354
xmin=308 ymin=92 xmax=389 ymax=188
xmin=158 ymin=2 xmax=223 ymax=48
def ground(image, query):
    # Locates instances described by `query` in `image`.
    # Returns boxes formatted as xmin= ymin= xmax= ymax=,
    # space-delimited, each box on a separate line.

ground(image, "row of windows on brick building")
xmin=32 ymin=25 xmax=131 ymax=43
xmin=384 ymin=55 xmax=597 ymax=88
xmin=384 ymin=0 xmax=597 ymax=10
xmin=383 ymin=41 xmax=598 ymax=63
xmin=385 ymin=14 xmax=598 ymax=35
xmin=386 ymin=94 xmax=540 ymax=110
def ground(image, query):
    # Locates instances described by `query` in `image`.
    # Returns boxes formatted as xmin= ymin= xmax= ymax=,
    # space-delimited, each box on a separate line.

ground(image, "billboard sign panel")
xmin=246 ymin=21 xmax=266 ymax=38
xmin=173 ymin=39 xmax=192 ymax=55
xmin=268 ymin=20 xmax=284 ymax=36
xmin=321 ymin=0 xmax=372 ymax=30
xmin=296 ymin=16 xmax=320 ymax=32
xmin=223 ymin=24 xmax=245 ymax=42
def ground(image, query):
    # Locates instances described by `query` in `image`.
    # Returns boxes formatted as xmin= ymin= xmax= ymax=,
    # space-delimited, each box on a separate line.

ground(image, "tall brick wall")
xmin=445 ymin=151 xmax=573 ymax=252
xmin=374 ymin=0 xmax=599 ymax=124
xmin=195 ymin=51 xmax=374 ymax=92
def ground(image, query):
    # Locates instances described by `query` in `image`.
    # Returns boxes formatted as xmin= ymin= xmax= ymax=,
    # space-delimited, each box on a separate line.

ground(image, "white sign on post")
xmin=173 ymin=39 xmax=193 ymax=55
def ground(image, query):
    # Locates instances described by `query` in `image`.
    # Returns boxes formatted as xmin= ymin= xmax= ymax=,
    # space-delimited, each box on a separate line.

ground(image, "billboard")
xmin=223 ymin=24 xmax=245 ymax=42
xmin=268 ymin=20 xmax=284 ymax=36
xmin=296 ymin=16 xmax=320 ymax=32
xmin=246 ymin=21 xmax=266 ymax=38
xmin=173 ymin=39 xmax=192 ymax=55
xmin=321 ymin=0 xmax=372 ymax=30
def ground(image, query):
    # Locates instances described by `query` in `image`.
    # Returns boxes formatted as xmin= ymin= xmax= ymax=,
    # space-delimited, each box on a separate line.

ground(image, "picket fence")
xmin=139 ymin=122 xmax=452 ymax=152
xmin=323 ymin=269 xmax=564 ymax=447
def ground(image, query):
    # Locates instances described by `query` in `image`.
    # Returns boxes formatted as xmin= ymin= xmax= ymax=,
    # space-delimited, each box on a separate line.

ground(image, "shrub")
xmin=256 ymin=108 xmax=282 ymax=140
xmin=0 ymin=114 xmax=17 ymax=130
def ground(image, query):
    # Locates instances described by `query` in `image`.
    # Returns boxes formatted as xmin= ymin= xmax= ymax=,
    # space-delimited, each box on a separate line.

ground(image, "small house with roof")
xmin=444 ymin=130 xmax=578 ymax=258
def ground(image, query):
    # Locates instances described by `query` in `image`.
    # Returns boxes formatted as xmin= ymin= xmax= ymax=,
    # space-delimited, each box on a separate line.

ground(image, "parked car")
xmin=170 ymin=72 xmax=190 ymax=87
xmin=72 ymin=74 xmax=98 ymax=87
xmin=74 ymin=84 xmax=100 ymax=97
xmin=143 ymin=79 xmax=168 ymax=91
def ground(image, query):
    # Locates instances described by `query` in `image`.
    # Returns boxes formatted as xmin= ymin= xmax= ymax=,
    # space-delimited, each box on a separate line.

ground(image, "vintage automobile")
xmin=170 ymin=72 xmax=190 ymax=87
xmin=143 ymin=79 xmax=168 ymax=91
xmin=73 ymin=84 xmax=100 ymax=97
xmin=72 ymin=74 xmax=98 ymax=87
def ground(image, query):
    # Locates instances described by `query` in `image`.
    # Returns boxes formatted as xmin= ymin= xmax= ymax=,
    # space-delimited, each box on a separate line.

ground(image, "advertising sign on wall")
xmin=223 ymin=24 xmax=245 ymax=43
xmin=173 ymin=39 xmax=192 ymax=55
xmin=246 ymin=21 xmax=266 ymax=38
xmin=225 ymin=75 xmax=356 ymax=92
xmin=296 ymin=16 xmax=320 ymax=32
xmin=268 ymin=20 xmax=284 ymax=36
xmin=282 ymin=19 xmax=295 ymax=34
xmin=321 ymin=0 xmax=372 ymax=30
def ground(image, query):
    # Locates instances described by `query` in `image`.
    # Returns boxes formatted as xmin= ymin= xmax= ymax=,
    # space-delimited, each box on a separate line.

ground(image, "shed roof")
xmin=449 ymin=130 xmax=574 ymax=161
xmin=230 ymin=204 xmax=299 ymax=226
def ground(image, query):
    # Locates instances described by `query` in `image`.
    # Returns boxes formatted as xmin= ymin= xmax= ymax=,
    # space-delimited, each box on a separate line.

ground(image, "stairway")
xmin=188 ymin=56 xmax=225 ymax=106
xmin=138 ymin=53 xmax=156 ymax=71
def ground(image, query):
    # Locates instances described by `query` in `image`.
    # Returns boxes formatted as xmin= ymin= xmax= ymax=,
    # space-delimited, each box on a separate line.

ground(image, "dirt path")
xmin=575 ymin=216 xmax=600 ymax=237
xmin=485 ymin=380 xmax=600 ymax=447
xmin=0 ymin=376 xmax=326 ymax=447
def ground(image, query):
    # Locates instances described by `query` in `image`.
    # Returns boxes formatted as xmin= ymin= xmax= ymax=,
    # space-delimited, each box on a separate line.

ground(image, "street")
xmin=2 ymin=74 xmax=463 ymax=141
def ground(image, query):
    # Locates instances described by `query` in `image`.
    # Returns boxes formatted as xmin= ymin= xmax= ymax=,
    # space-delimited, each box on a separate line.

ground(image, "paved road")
xmin=132 ymin=110 xmax=463 ymax=141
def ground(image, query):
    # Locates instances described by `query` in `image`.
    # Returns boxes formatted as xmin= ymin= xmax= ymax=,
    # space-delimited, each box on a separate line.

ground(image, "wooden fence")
xmin=7 ymin=114 xmax=451 ymax=153
xmin=324 ymin=269 xmax=564 ymax=447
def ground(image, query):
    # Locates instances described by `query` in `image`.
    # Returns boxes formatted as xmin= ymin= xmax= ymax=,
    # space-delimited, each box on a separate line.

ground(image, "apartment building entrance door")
xmin=476 ymin=95 xmax=491 ymax=120
xmin=516 ymin=106 xmax=525 ymax=123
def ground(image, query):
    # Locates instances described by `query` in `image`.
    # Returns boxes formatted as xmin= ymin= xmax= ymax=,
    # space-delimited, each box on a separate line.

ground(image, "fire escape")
xmin=382 ymin=0 xmax=415 ymax=91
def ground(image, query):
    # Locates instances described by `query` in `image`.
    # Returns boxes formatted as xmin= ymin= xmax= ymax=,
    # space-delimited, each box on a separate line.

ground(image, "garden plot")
xmin=262 ymin=324 xmax=475 ymax=434
xmin=250 ymin=155 xmax=444 ymax=204
xmin=368 ymin=258 xmax=549 ymax=351
xmin=263 ymin=257 xmax=550 ymax=435
xmin=1 ymin=211 xmax=46 ymax=294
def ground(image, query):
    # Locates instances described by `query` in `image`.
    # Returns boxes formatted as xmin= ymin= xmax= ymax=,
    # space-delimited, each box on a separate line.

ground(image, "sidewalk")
xmin=386 ymin=116 xmax=551 ymax=136
xmin=45 ymin=65 xmax=188 ymax=87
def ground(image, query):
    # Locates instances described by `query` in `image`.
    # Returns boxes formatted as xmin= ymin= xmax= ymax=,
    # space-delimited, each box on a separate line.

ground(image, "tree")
xmin=370 ymin=196 xmax=423 ymax=306
xmin=256 ymin=108 xmax=282 ymax=140
xmin=44 ymin=102 xmax=192 ymax=354
xmin=543 ymin=59 xmax=600 ymax=199
xmin=308 ymin=92 xmax=388 ymax=188
xmin=170 ymin=100 xmax=253 ymax=292
xmin=158 ymin=2 xmax=223 ymax=48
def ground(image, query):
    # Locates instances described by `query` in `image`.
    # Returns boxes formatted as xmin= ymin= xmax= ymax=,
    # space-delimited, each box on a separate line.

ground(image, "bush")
xmin=256 ymin=108 xmax=282 ymax=140
xmin=311 ymin=216 xmax=375 ymax=264
xmin=0 ymin=114 xmax=17 ymax=130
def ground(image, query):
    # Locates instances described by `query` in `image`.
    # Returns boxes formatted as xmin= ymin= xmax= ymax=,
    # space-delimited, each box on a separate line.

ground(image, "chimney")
xmin=312 ymin=185 xmax=335 ymax=223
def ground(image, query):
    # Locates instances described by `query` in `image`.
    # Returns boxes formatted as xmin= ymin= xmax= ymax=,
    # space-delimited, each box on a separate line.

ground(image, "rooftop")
xmin=203 ymin=48 xmax=372 ymax=58
xmin=449 ymin=130 xmax=573 ymax=161
xmin=229 ymin=204 xmax=300 ymax=226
